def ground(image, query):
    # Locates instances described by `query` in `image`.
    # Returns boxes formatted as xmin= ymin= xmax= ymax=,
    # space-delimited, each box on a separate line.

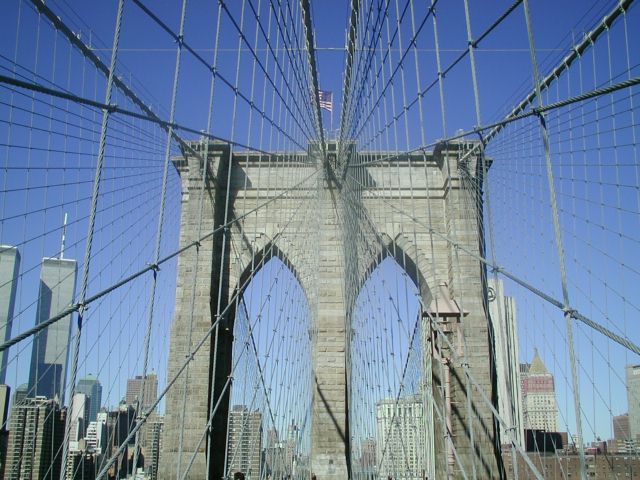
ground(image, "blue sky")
xmin=0 ymin=0 xmax=638 ymax=452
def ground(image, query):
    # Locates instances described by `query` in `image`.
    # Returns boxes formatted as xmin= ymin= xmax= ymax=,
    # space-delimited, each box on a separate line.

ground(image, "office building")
xmin=627 ymin=364 xmax=640 ymax=441
xmin=28 ymin=254 xmax=78 ymax=403
xmin=0 ymin=384 xmax=10 ymax=430
xmin=12 ymin=383 xmax=27 ymax=406
xmin=521 ymin=350 xmax=559 ymax=432
xmin=126 ymin=373 xmax=158 ymax=413
xmin=359 ymin=438 xmax=376 ymax=471
xmin=102 ymin=404 xmax=137 ymax=478
xmin=4 ymin=397 xmax=66 ymax=480
xmin=76 ymin=374 xmax=102 ymax=423
xmin=0 ymin=428 xmax=7 ymax=479
xmin=226 ymin=405 xmax=262 ymax=478
xmin=68 ymin=393 xmax=89 ymax=452
xmin=488 ymin=278 xmax=524 ymax=447
xmin=107 ymin=403 xmax=136 ymax=451
xmin=0 ymin=385 xmax=9 ymax=480
xmin=376 ymin=394 xmax=426 ymax=480
xmin=85 ymin=415 xmax=107 ymax=454
xmin=0 ymin=246 xmax=20 ymax=384
xmin=264 ymin=428 xmax=282 ymax=476
xmin=609 ymin=413 xmax=639 ymax=454
xmin=147 ymin=416 xmax=164 ymax=480
xmin=613 ymin=413 xmax=630 ymax=440
xmin=65 ymin=451 xmax=96 ymax=480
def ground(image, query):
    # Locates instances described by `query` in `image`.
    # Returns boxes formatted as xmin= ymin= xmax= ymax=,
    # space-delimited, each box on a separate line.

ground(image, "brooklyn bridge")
xmin=0 ymin=0 xmax=639 ymax=479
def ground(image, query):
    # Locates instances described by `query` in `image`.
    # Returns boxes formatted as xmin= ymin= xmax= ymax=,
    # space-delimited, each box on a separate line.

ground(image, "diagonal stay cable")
xmin=0 ymin=167 xmax=320 ymax=354
xmin=356 ymin=0 xmax=523 ymax=151
xmin=0 ymin=73 xmax=308 ymax=153
xmin=129 ymin=0 xmax=315 ymax=146
xmin=27 ymin=0 xmax=210 ymax=166
xmin=218 ymin=0 xmax=316 ymax=141
xmin=300 ymin=0 xmax=326 ymax=151
xmin=344 ymin=170 xmax=640 ymax=357
xmin=347 ymin=75 xmax=640 ymax=168
xmin=95 ymin=163 xmax=317 ymax=480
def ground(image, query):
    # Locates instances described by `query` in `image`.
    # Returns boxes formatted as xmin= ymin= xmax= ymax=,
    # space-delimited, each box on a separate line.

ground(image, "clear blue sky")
xmin=0 ymin=0 xmax=638 ymax=449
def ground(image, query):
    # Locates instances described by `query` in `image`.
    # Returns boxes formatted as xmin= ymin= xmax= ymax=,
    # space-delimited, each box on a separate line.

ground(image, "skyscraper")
xmin=359 ymin=438 xmax=376 ymax=472
xmin=376 ymin=394 xmax=426 ymax=480
xmin=488 ymin=278 xmax=524 ymax=447
xmin=126 ymin=373 xmax=158 ymax=413
xmin=12 ymin=383 xmax=27 ymax=407
xmin=147 ymin=416 xmax=164 ymax=480
xmin=0 ymin=384 xmax=9 ymax=478
xmin=68 ymin=393 xmax=89 ymax=452
xmin=613 ymin=413 xmax=630 ymax=440
xmin=0 ymin=384 xmax=10 ymax=430
xmin=85 ymin=414 xmax=107 ymax=454
xmin=4 ymin=397 xmax=66 ymax=480
xmin=0 ymin=245 xmax=20 ymax=384
xmin=28 ymin=254 xmax=78 ymax=403
xmin=627 ymin=364 xmax=640 ymax=441
xmin=226 ymin=405 xmax=262 ymax=478
xmin=76 ymin=374 xmax=102 ymax=422
xmin=521 ymin=350 xmax=559 ymax=432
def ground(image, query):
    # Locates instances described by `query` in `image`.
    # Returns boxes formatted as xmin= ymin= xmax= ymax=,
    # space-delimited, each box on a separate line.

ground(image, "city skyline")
xmin=1 ymin=238 xmax=637 ymax=440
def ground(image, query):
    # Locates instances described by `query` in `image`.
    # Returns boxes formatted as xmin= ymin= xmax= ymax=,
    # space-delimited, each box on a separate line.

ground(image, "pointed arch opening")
xmin=349 ymin=238 xmax=439 ymax=479
xmin=224 ymin=244 xmax=313 ymax=479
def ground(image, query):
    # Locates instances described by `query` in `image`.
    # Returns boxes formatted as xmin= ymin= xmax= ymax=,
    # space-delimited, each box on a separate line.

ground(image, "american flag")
xmin=319 ymin=90 xmax=333 ymax=112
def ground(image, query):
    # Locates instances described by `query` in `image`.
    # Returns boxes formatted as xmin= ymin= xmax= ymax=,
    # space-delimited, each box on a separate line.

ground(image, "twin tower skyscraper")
xmin=1 ymin=215 xmax=77 ymax=404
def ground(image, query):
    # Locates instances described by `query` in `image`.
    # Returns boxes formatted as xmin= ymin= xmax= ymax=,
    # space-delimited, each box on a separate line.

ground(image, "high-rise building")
xmin=4 ymin=397 xmax=66 ymax=480
xmin=627 ymin=364 xmax=640 ymax=440
xmin=0 ymin=428 xmax=7 ymax=479
xmin=0 ymin=384 xmax=10 ymax=430
xmin=264 ymin=428 xmax=282 ymax=476
xmin=85 ymin=416 xmax=107 ymax=454
xmin=0 ymin=385 xmax=9 ymax=480
xmin=376 ymin=394 xmax=426 ymax=480
xmin=284 ymin=423 xmax=299 ymax=477
xmin=226 ymin=405 xmax=262 ymax=478
xmin=103 ymin=404 xmax=137 ymax=478
xmin=488 ymin=278 xmax=524 ymax=447
xmin=147 ymin=416 xmax=164 ymax=480
xmin=107 ymin=403 xmax=136 ymax=451
xmin=76 ymin=374 xmax=102 ymax=422
xmin=126 ymin=373 xmax=158 ymax=413
xmin=68 ymin=393 xmax=89 ymax=452
xmin=12 ymin=383 xmax=28 ymax=407
xmin=65 ymin=451 xmax=96 ymax=480
xmin=28 ymin=255 xmax=78 ymax=403
xmin=360 ymin=438 xmax=376 ymax=471
xmin=613 ymin=413 xmax=630 ymax=440
xmin=521 ymin=350 xmax=559 ymax=432
xmin=609 ymin=413 xmax=638 ymax=455
xmin=0 ymin=246 xmax=20 ymax=384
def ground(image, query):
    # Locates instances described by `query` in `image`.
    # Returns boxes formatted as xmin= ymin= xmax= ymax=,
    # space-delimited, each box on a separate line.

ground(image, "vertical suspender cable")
xmin=136 ymin=0 xmax=190 ymax=476
xmin=60 ymin=1 xmax=125 ymax=478
xmin=300 ymin=0 xmax=326 ymax=153
xmin=521 ymin=1 xmax=587 ymax=478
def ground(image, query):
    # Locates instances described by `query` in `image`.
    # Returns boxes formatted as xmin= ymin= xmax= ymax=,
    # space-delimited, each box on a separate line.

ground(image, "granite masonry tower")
xmin=160 ymin=140 xmax=502 ymax=479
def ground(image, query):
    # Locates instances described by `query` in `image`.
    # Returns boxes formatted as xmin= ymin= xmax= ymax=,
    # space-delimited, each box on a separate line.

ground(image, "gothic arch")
xmin=358 ymin=232 xmax=435 ymax=307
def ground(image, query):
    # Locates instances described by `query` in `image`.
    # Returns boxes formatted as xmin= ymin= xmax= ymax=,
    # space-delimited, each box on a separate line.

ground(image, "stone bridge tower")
xmin=160 ymin=140 xmax=502 ymax=479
